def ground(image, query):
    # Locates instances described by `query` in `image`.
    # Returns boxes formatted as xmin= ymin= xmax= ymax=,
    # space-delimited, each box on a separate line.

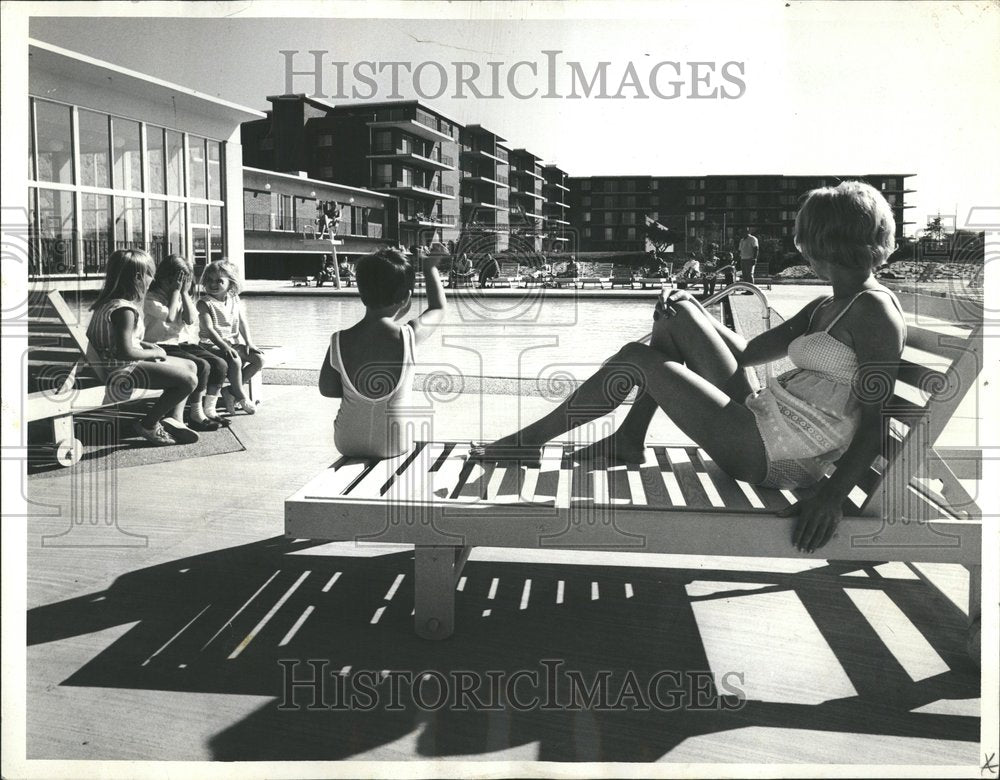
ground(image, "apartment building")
xmin=242 ymin=97 xmax=462 ymax=255
xmin=508 ymin=148 xmax=546 ymax=253
xmin=569 ymin=174 xmax=915 ymax=262
xmin=542 ymin=165 xmax=572 ymax=254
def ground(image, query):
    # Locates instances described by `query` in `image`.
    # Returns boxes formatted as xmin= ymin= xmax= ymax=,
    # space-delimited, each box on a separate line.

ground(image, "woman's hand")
xmin=145 ymin=345 xmax=168 ymax=362
xmin=654 ymin=289 xmax=695 ymax=321
xmin=779 ymin=492 xmax=843 ymax=552
xmin=247 ymin=343 xmax=265 ymax=356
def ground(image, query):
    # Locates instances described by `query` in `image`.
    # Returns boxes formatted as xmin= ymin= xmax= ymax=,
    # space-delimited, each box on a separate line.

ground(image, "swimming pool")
xmin=243 ymin=293 xmax=659 ymax=382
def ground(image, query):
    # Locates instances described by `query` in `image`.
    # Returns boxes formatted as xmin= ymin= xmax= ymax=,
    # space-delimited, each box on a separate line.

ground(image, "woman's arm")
xmin=784 ymin=293 xmax=906 ymax=551
xmin=738 ymin=297 xmax=826 ymax=367
xmin=111 ymin=308 xmax=165 ymax=361
xmin=319 ymin=345 xmax=343 ymax=398
xmin=409 ymin=255 xmax=447 ymax=345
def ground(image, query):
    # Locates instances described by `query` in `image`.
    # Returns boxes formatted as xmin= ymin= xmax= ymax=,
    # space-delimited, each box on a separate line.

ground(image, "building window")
xmin=320 ymin=165 xmax=334 ymax=178
xmin=582 ymin=196 xmax=591 ymax=206
xmin=80 ymin=193 xmax=112 ymax=273
xmin=33 ymin=99 xmax=74 ymax=185
xmin=112 ymin=117 xmax=142 ymax=192
xmin=78 ymin=109 xmax=110 ymax=189
xmin=317 ymin=133 xmax=333 ymax=147
xmin=31 ymin=188 xmax=76 ymax=275
xmin=187 ymin=135 xmax=208 ymax=199
xmin=207 ymin=141 xmax=222 ymax=201
xmin=604 ymin=227 xmax=613 ymax=241
xmin=627 ymin=226 xmax=637 ymax=240
xmin=165 ymin=130 xmax=185 ymax=197
xmin=583 ymin=211 xmax=591 ymax=222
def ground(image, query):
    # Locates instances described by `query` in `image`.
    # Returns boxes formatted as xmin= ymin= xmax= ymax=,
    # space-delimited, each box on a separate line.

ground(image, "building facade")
xmin=25 ymin=39 xmax=264 ymax=287
xmin=568 ymin=174 xmax=914 ymax=263
xmin=508 ymin=149 xmax=546 ymax=254
xmin=542 ymin=165 xmax=573 ymax=254
xmin=242 ymin=167 xmax=396 ymax=279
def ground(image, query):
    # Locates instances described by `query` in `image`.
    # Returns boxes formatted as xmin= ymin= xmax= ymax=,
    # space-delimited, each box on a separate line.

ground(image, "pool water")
xmin=55 ymin=291 xmax=661 ymax=382
xmin=243 ymin=294 xmax=659 ymax=382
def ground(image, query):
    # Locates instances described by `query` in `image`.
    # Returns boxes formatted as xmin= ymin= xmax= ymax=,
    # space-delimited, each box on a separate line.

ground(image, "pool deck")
xmin=21 ymin=284 xmax=984 ymax=768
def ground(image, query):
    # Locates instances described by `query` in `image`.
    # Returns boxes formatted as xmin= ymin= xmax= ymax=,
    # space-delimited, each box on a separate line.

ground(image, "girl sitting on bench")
xmin=473 ymin=181 xmax=906 ymax=552
xmin=87 ymin=248 xmax=200 ymax=446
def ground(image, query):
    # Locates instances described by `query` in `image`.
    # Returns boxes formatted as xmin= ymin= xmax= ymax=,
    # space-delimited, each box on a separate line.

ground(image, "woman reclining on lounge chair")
xmin=472 ymin=181 xmax=906 ymax=552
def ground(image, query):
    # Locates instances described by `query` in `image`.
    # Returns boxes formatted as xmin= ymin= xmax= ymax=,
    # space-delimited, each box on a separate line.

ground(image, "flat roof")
xmin=30 ymin=39 xmax=266 ymax=123
xmin=243 ymin=167 xmax=392 ymax=199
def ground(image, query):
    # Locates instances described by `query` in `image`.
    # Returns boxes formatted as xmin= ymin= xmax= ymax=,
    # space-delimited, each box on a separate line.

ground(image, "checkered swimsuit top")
xmin=86 ymin=298 xmax=144 ymax=371
xmin=745 ymin=287 xmax=904 ymax=489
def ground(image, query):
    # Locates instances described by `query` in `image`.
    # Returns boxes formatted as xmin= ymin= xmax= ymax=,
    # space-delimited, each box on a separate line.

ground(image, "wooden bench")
xmin=27 ymin=290 xmax=163 ymax=466
xmin=290 ymin=276 xmax=314 ymax=287
xmin=485 ymin=262 xmax=523 ymax=289
xmin=286 ymin=291 xmax=984 ymax=650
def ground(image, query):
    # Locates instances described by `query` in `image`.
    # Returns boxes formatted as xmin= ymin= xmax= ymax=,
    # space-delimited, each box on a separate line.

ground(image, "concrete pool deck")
xmin=22 ymin=284 xmax=985 ymax=766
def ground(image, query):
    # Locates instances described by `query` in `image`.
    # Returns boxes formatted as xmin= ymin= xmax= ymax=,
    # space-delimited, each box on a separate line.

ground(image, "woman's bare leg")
xmin=472 ymin=300 xmax=757 ymax=464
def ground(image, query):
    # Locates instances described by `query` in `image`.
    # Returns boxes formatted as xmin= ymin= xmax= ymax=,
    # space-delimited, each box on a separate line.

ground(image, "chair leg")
xmin=967 ymin=564 xmax=981 ymax=662
xmin=51 ymin=414 xmax=83 ymax=467
xmin=414 ymin=546 xmax=459 ymax=640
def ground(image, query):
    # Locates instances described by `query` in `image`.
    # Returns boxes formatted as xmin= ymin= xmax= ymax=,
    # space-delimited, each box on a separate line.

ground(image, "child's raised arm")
xmin=409 ymin=253 xmax=447 ymax=345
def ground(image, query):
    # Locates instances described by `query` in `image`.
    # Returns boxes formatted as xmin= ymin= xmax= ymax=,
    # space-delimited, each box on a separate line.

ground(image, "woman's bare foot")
xmin=572 ymin=435 xmax=646 ymax=464
xmin=469 ymin=435 xmax=543 ymax=464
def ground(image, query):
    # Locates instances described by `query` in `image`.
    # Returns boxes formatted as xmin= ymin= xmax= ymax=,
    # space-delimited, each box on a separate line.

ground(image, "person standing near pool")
xmin=319 ymin=242 xmax=448 ymax=458
xmin=739 ymin=226 xmax=760 ymax=284
xmin=473 ymin=182 xmax=906 ymax=552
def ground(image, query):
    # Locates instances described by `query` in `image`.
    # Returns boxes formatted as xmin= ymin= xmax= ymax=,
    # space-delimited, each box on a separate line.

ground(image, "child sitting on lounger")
xmin=319 ymin=242 xmax=448 ymax=458
xmin=144 ymin=254 xmax=229 ymax=431
xmin=86 ymin=248 xmax=200 ymax=446
xmin=197 ymin=258 xmax=264 ymax=415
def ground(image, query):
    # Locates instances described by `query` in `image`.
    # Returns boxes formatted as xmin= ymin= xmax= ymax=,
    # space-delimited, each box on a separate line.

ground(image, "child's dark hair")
xmin=355 ymin=249 xmax=415 ymax=308
xmin=149 ymin=253 xmax=193 ymax=295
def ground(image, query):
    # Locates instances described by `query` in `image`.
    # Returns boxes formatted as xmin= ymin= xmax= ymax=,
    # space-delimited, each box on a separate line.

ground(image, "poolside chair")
xmin=286 ymin=291 xmax=984 ymax=649
xmin=609 ymin=265 xmax=636 ymax=289
xmin=577 ymin=262 xmax=614 ymax=289
xmin=26 ymin=290 xmax=163 ymax=466
xmin=290 ymin=276 xmax=314 ymax=287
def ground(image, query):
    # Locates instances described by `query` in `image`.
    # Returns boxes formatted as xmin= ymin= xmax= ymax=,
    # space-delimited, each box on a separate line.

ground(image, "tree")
xmin=644 ymin=219 xmax=680 ymax=255
xmin=925 ymin=216 xmax=947 ymax=241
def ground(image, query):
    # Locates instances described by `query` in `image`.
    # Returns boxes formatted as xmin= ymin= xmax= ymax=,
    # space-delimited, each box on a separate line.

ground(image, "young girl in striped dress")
xmin=197 ymin=258 xmax=264 ymax=415
xmin=86 ymin=248 xmax=200 ymax=446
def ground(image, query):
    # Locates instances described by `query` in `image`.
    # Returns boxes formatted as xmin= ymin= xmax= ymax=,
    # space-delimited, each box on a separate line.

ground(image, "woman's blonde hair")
xmin=90 ymin=248 xmax=155 ymax=310
xmin=794 ymin=181 xmax=896 ymax=271
xmin=200 ymin=257 xmax=242 ymax=296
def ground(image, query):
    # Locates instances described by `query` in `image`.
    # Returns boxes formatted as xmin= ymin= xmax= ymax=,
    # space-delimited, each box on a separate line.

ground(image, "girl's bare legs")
xmin=576 ymin=301 xmax=753 ymax=462
xmin=473 ymin=301 xmax=763 ymax=477
xmin=128 ymin=358 xmax=199 ymax=429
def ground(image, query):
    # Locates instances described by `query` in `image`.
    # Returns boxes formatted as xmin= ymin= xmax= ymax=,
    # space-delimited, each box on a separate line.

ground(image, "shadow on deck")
xmin=27 ymin=536 xmax=979 ymax=762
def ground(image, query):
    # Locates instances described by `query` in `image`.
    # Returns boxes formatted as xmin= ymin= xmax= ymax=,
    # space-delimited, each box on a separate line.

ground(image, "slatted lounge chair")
xmin=286 ymin=291 xmax=984 ymax=650
xmin=577 ymin=263 xmax=614 ymax=289
xmin=27 ymin=290 xmax=163 ymax=466
xmin=609 ymin=266 xmax=636 ymax=289
xmin=290 ymin=276 xmax=314 ymax=287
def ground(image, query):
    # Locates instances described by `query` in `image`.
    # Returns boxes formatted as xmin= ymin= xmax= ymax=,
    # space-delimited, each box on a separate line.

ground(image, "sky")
xmin=23 ymin=1 xmax=1000 ymax=236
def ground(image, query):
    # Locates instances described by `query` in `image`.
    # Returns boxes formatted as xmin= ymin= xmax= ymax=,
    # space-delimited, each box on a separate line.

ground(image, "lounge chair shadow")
xmin=27 ymin=537 xmax=979 ymax=761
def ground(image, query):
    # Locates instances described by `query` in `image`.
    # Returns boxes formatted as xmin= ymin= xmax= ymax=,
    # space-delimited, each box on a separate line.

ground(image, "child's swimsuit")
xmin=745 ymin=287 xmax=904 ymax=489
xmin=329 ymin=323 xmax=417 ymax=459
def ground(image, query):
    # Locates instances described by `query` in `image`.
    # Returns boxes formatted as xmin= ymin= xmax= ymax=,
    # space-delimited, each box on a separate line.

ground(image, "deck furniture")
xmin=286 ymin=291 xmax=984 ymax=652
xmin=290 ymin=276 xmax=314 ymax=287
xmin=609 ymin=266 xmax=637 ymax=289
xmin=27 ymin=290 xmax=163 ymax=466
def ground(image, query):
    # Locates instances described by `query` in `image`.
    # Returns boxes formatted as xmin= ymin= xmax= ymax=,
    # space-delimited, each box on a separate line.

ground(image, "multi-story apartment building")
xmin=542 ymin=165 xmax=572 ymax=254
xmin=458 ymin=125 xmax=511 ymax=254
xmin=569 ymin=174 xmax=914 ymax=263
xmin=508 ymin=148 xmax=547 ymax=253
xmin=242 ymin=97 xmax=462 ymax=253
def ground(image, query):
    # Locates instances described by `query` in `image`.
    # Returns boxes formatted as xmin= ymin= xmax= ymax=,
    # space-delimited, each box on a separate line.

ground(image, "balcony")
xmin=546 ymin=199 xmax=570 ymax=209
xmin=372 ymin=178 xmax=456 ymax=200
xmin=460 ymin=145 xmax=506 ymax=164
xmin=461 ymin=171 xmax=509 ymax=188
xmin=399 ymin=213 xmax=458 ymax=228
xmin=511 ymin=188 xmax=545 ymax=201
xmin=545 ymin=181 xmax=570 ymax=192
xmin=367 ymin=148 xmax=456 ymax=172
xmin=461 ymin=196 xmax=509 ymax=212
xmin=367 ymin=118 xmax=452 ymax=143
